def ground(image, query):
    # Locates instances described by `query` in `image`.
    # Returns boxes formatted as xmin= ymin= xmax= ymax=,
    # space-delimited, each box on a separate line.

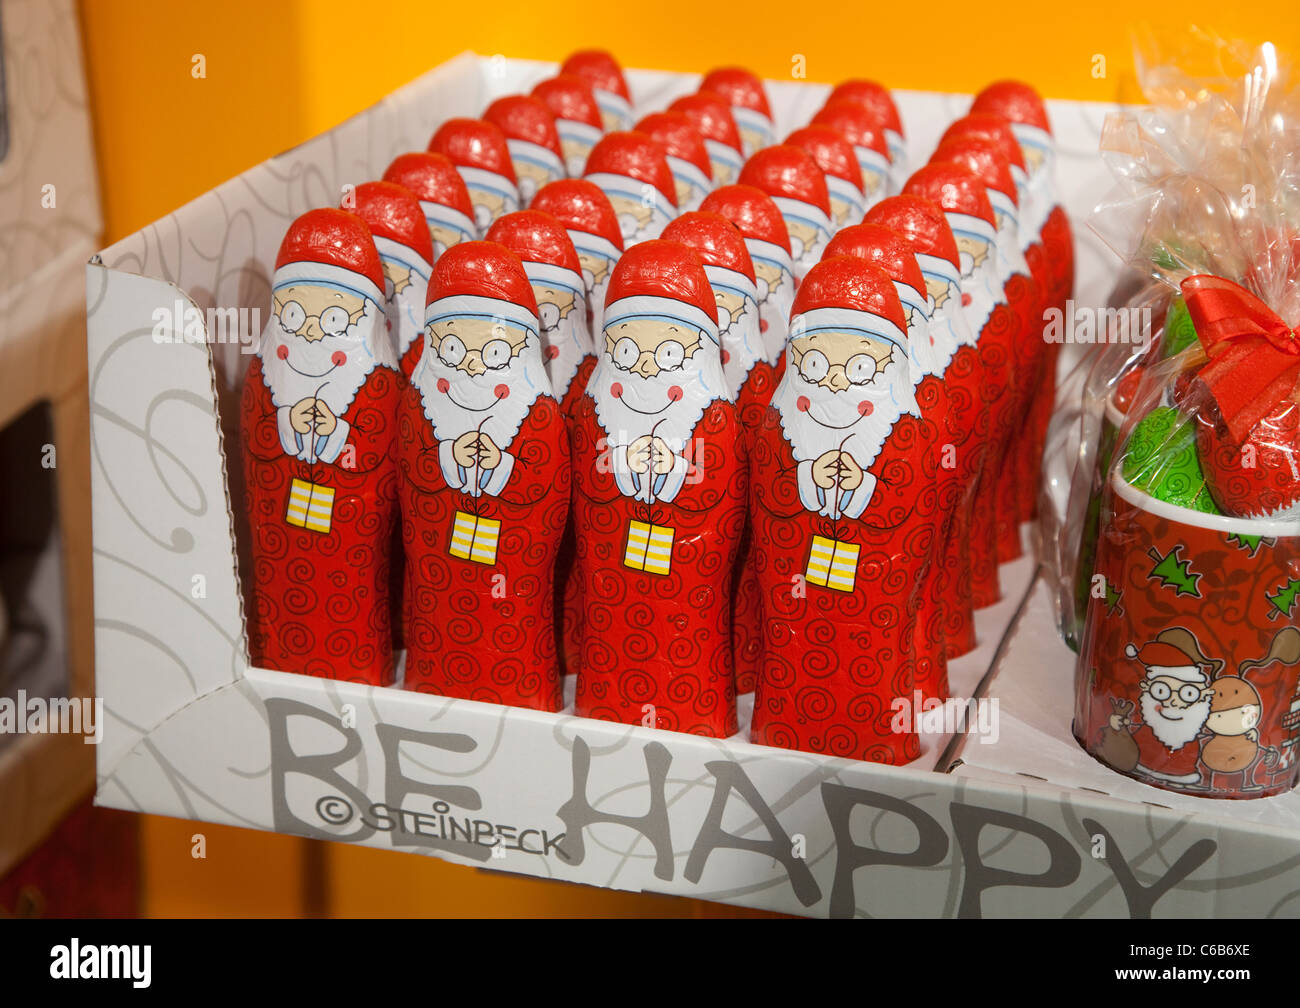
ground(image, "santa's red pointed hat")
xmin=699 ymin=184 xmax=793 ymax=269
xmin=347 ymin=181 xmax=434 ymax=278
xmin=583 ymin=131 xmax=677 ymax=214
xmin=382 ymin=152 xmax=477 ymax=247
xmin=903 ymin=163 xmax=997 ymax=247
xmin=428 ymin=118 xmax=519 ymax=213
xmin=738 ymin=146 xmax=833 ymax=235
xmin=865 ymin=195 xmax=963 ymax=296
xmin=532 ymin=75 xmax=605 ymax=130
xmin=662 ymin=211 xmax=757 ymax=308
xmin=1125 ymin=641 xmax=1207 ymax=682
xmin=791 ymin=256 xmax=908 ymax=351
xmin=561 ymin=49 xmax=634 ymax=129
xmin=424 ymin=240 xmax=539 ymax=335
xmin=823 ymin=223 xmax=927 ymax=318
xmin=486 ymin=210 xmax=585 ymax=299
xmin=274 ymin=207 xmax=385 ymax=303
xmin=636 ymin=112 xmax=713 ymax=185
xmin=601 ymin=239 xmax=719 ymax=342
xmin=530 ymin=179 xmax=624 ymax=263
xmin=485 ymin=95 xmax=566 ymax=168
xmin=827 ymin=79 xmax=904 ymax=137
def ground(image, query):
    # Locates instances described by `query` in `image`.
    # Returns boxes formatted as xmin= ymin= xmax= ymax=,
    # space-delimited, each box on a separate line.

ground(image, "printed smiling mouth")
xmin=285 ymin=359 xmax=338 ymax=379
xmin=612 ymin=381 xmax=682 ymax=416
xmin=438 ymin=377 xmax=508 ymax=412
xmin=798 ymin=395 xmax=867 ymax=431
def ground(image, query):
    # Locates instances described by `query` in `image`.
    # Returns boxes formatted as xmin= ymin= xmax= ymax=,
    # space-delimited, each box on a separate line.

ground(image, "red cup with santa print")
xmin=1076 ymin=470 xmax=1300 ymax=799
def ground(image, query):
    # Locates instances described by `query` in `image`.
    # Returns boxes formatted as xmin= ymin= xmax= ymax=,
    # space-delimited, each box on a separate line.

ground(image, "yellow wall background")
xmin=75 ymin=0 xmax=1298 ymax=917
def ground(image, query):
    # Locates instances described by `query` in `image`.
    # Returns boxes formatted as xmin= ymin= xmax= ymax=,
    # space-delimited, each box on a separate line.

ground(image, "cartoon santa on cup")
xmin=241 ymin=208 xmax=402 ymax=685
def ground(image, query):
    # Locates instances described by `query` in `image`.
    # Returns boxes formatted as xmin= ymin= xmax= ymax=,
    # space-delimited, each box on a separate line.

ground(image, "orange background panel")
xmin=77 ymin=0 xmax=1297 ymax=916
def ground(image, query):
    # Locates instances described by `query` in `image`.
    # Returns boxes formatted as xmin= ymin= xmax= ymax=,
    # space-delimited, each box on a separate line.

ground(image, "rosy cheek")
xmin=276 ymin=345 xmax=290 ymax=360
xmin=796 ymin=396 xmax=810 ymax=412
xmin=721 ymin=349 xmax=731 ymax=365
xmin=437 ymin=378 xmax=450 ymax=394
xmin=611 ymin=382 xmax=624 ymax=398
xmin=667 ymin=386 xmax=683 ymax=402
xmin=546 ymin=346 xmax=560 ymax=359
xmin=331 ymin=351 xmax=348 ymax=367
xmin=858 ymin=401 xmax=873 ymax=416
xmin=495 ymin=384 xmax=510 ymax=399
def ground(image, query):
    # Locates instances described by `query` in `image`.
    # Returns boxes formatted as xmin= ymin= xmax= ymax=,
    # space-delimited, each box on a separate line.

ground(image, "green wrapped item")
xmin=1122 ymin=406 xmax=1221 ymax=514
xmin=1161 ymin=295 xmax=1200 ymax=357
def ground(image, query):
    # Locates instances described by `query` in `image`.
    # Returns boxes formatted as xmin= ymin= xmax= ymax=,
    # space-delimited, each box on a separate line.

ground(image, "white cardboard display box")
xmin=87 ymin=52 xmax=1300 ymax=917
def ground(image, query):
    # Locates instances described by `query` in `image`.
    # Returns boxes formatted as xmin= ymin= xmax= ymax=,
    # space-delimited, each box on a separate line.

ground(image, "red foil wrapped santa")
xmin=826 ymin=79 xmax=909 ymax=195
xmin=700 ymin=67 xmax=775 ymax=158
xmin=785 ymin=124 xmax=868 ymax=232
xmin=669 ymin=91 xmax=746 ymax=189
xmin=810 ymin=100 xmax=893 ymax=210
xmin=571 ymin=240 xmax=747 ymax=736
xmin=241 ymin=208 xmax=402 ymax=684
xmin=382 ymin=152 xmax=476 ymax=293
xmin=821 ymin=223 xmax=956 ymax=701
xmin=529 ymin=178 xmax=625 ymax=340
xmin=583 ymin=130 xmax=678 ymax=247
xmin=739 ymin=145 xmax=834 ymax=282
xmin=750 ymin=256 xmax=935 ymax=763
xmin=483 ymin=94 xmax=568 ymax=205
xmin=428 ymin=118 xmax=520 ymax=236
xmin=532 ymin=74 xmax=606 ymax=179
xmin=398 ymin=241 xmax=570 ymax=710
xmin=971 ymin=82 xmax=1075 ymax=521
xmin=661 ymin=211 xmax=765 ymax=694
xmin=561 ymin=50 xmax=635 ymax=133
xmin=635 ymin=110 xmax=714 ymax=213
xmin=865 ymin=195 xmax=983 ymax=660
xmin=904 ymin=163 xmax=1014 ymax=610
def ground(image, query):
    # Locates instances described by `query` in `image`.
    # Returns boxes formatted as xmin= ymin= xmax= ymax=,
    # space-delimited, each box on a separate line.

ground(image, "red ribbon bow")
xmin=1182 ymin=274 xmax=1300 ymax=444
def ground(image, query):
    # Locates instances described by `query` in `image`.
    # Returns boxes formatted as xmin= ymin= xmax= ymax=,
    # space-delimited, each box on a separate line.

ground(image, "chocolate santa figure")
xmin=971 ymin=82 xmax=1075 ymax=522
xmin=383 ymin=151 xmax=477 ymax=267
xmin=700 ymin=67 xmax=775 ymax=157
xmin=826 ymin=80 xmax=909 ymax=196
xmin=786 ymin=125 xmax=868 ymax=232
xmin=669 ymin=91 xmax=746 ymax=188
xmin=822 ymin=223 xmax=955 ymax=701
xmin=739 ymin=145 xmax=834 ymax=281
xmin=529 ymin=178 xmax=625 ymax=335
xmin=345 ymin=181 xmax=434 ymax=367
xmin=700 ymin=184 xmax=796 ymax=379
xmin=398 ymin=241 xmax=570 ymax=710
xmin=636 ymin=111 xmax=714 ymax=213
xmin=750 ymin=257 xmax=933 ymax=763
xmin=241 ymin=208 xmax=401 ymax=684
xmin=484 ymin=94 xmax=567 ymax=205
xmin=661 ymin=212 xmax=765 ymax=693
xmin=428 ymin=118 xmax=520 ymax=235
xmin=561 ymin=49 xmax=635 ymax=133
xmin=532 ymin=75 xmax=606 ymax=179
xmin=865 ymin=195 xmax=982 ymax=659
xmin=583 ymin=130 xmax=678 ymax=247
xmin=811 ymin=100 xmax=893 ymax=210
xmin=485 ymin=210 xmax=593 ymax=414
xmin=933 ymin=137 xmax=1041 ymax=563
xmin=570 ymin=240 xmax=747 ymax=737
xmin=904 ymin=163 xmax=1012 ymax=610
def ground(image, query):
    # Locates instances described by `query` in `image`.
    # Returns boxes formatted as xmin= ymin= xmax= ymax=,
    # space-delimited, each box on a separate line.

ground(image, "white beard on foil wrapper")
xmin=587 ymin=173 xmax=675 ymax=248
xmin=379 ymin=263 xmax=430 ymax=361
xmin=915 ymin=252 xmax=976 ymax=370
xmin=771 ymin=340 xmax=918 ymax=520
xmin=1139 ymin=689 xmax=1211 ymax=753
xmin=720 ymin=296 xmax=763 ymax=401
xmin=409 ymin=331 xmax=548 ymax=452
xmin=258 ymin=299 xmax=390 ymax=464
xmin=590 ymin=337 xmax=727 ymax=505
xmin=986 ymin=190 xmax=1033 ymax=291
xmin=1010 ymin=121 xmax=1057 ymax=240
xmin=749 ymin=243 xmax=796 ymax=366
